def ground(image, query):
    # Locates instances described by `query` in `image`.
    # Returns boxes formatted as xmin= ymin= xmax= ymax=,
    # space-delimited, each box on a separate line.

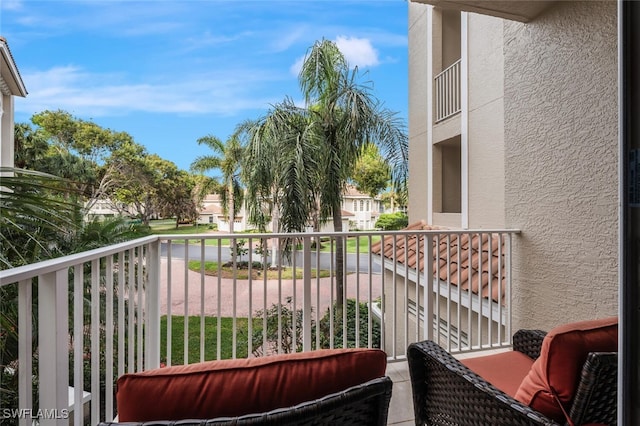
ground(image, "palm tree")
xmin=191 ymin=131 xmax=245 ymax=260
xmin=245 ymin=39 xmax=408 ymax=305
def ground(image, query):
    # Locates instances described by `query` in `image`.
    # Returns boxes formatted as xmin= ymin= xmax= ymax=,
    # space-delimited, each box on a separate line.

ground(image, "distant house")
xmin=196 ymin=194 xmax=247 ymax=231
xmin=84 ymin=198 xmax=121 ymax=220
xmin=0 ymin=36 xmax=27 ymax=170
xmin=341 ymin=185 xmax=383 ymax=230
xmin=197 ymin=186 xmax=381 ymax=233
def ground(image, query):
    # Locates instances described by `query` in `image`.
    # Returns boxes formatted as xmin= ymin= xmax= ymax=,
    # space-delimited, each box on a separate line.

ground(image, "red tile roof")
xmin=370 ymin=221 xmax=506 ymax=304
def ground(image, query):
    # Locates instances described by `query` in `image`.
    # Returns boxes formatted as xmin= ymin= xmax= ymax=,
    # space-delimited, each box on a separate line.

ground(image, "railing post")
xmin=145 ymin=240 xmax=161 ymax=370
xmin=424 ymin=235 xmax=434 ymax=341
xmin=302 ymin=236 xmax=312 ymax=351
xmin=18 ymin=279 xmax=32 ymax=426
xmin=38 ymin=270 xmax=69 ymax=426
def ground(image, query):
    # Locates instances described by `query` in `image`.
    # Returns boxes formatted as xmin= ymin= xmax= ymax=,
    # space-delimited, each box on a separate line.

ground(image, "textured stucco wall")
xmin=408 ymin=2 xmax=430 ymax=223
xmin=504 ymin=1 xmax=618 ymax=331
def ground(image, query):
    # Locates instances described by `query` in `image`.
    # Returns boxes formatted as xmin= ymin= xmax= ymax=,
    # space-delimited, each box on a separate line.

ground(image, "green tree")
xmin=245 ymin=39 xmax=408 ymax=305
xmin=109 ymin=145 xmax=190 ymax=226
xmin=157 ymin=170 xmax=199 ymax=227
xmin=18 ymin=110 xmax=136 ymax=212
xmin=190 ymin=131 xmax=245 ymax=235
xmin=351 ymin=143 xmax=391 ymax=198
xmin=0 ymin=167 xmax=148 ymax=412
xmin=13 ymin=123 xmax=49 ymax=169
xmin=0 ymin=168 xmax=80 ymax=268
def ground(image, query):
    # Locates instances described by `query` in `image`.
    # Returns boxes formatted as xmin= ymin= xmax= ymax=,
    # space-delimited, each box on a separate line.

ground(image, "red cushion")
xmin=514 ymin=317 xmax=618 ymax=422
xmin=461 ymin=351 xmax=534 ymax=397
xmin=116 ymin=348 xmax=387 ymax=422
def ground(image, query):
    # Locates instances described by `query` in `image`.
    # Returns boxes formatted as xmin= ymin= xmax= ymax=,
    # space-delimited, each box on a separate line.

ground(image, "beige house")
xmin=197 ymin=187 xmax=379 ymax=232
xmin=376 ymin=0 xmax=618 ymax=348
xmin=341 ymin=185 xmax=384 ymax=230
xmin=0 ymin=37 xmax=27 ymax=170
xmin=196 ymin=193 xmax=247 ymax=231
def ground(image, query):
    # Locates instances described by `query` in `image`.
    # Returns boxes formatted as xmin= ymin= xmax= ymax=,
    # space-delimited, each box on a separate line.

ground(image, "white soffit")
xmin=411 ymin=0 xmax=557 ymax=23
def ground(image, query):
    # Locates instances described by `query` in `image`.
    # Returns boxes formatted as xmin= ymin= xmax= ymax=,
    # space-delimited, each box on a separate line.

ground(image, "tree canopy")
xmin=14 ymin=110 xmax=202 ymax=226
xmin=244 ymin=39 xmax=408 ymax=303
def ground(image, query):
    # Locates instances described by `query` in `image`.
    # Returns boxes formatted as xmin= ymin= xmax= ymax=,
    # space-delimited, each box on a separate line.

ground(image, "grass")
xmin=313 ymin=235 xmax=381 ymax=253
xmin=149 ymin=220 xmax=269 ymax=246
xmin=149 ymin=219 xmax=229 ymax=245
xmin=188 ymin=260 xmax=332 ymax=279
xmin=160 ymin=315 xmax=259 ymax=364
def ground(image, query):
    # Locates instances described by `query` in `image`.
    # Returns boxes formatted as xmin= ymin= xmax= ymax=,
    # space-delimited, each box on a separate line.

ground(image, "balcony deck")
xmin=387 ymin=361 xmax=414 ymax=425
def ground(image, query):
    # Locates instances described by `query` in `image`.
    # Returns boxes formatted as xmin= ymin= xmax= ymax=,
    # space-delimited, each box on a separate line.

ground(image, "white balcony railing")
xmin=434 ymin=59 xmax=461 ymax=123
xmin=0 ymin=228 xmax=517 ymax=425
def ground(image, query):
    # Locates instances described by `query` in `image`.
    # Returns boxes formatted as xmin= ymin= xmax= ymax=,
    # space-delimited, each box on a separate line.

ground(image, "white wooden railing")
xmin=434 ymin=59 xmax=461 ymax=122
xmin=0 ymin=228 xmax=517 ymax=425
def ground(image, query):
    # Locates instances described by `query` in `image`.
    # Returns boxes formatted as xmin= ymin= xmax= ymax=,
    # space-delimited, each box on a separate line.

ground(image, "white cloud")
xmin=270 ymin=25 xmax=308 ymax=53
xmin=334 ymin=36 xmax=380 ymax=68
xmin=1 ymin=0 xmax=23 ymax=11
xmin=14 ymin=65 xmax=282 ymax=118
xmin=289 ymin=55 xmax=305 ymax=77
xmin=289 ymin=36 xmax=380 ymax=76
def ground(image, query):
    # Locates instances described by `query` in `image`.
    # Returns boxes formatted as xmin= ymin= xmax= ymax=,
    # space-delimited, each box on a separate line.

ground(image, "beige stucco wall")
xmin=408 ymin=4 xmax=507 ymax=229
xmin=467 ymin=14 xmax=506 ymax=229
xmin=504 ymin=1 xmax=618 ymax=331
xmin=408 ymin=2 xmax=430 ymax=223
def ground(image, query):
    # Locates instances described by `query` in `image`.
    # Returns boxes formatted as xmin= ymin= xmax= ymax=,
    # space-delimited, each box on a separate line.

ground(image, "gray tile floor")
xmin=386 ymin=361 xmax=414 ymax=425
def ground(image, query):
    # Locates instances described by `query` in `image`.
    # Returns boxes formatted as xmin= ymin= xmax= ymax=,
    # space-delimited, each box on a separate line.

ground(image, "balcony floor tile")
xmin=386 ymin=360 xmax=414 ymax=425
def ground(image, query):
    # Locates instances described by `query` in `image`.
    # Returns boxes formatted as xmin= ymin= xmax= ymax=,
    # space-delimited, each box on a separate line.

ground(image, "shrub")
xmin=375 ymin=212 xmax=408 ymax=230
xmin=318 ymin=299 xmax=381 ymax=349
xmin=250 ymin=298 xmax=380 ymax=356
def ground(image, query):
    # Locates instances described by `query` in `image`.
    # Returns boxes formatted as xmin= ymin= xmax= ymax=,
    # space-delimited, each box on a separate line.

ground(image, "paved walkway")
xmin=159 ymin=258 xmax=382 ymax=318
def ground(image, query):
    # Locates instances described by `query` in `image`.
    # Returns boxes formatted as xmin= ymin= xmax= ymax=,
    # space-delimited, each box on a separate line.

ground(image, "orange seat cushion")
xmin=514 ymin=317 xmax=618 ymax=422
xmin=116 ymin=348 xmax=387 ymax=422
xmin=461 ymin=351 xmax=534 ymax=397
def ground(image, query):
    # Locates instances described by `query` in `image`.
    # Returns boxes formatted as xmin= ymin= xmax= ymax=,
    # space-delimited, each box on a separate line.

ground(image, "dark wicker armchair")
xmin=98 ymin=375 xmax=392 ymax=426
xmin=408 ymin=327 xmax=617 ymax=426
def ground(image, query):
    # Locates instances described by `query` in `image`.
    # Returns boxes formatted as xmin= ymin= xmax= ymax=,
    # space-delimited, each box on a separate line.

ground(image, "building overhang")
xmin=0 ymin=37 xmax=27 ymax=97
xmin=411 ymin=0 xmax=557 ymax=23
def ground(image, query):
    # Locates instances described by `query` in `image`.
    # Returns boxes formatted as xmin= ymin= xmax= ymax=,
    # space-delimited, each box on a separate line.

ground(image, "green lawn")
xmin=161 ymin=315 xmax=258 ymax=363
xmin=313 ymin=235 xmax=381 ymax=253
xmin=149 ymin=220 xmax=229 ymax=245
xmin=187 ymin=260 xmax=332 ymax=279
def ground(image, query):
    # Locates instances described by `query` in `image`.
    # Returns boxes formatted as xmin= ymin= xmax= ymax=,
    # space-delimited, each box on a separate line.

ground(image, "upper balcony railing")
xmin=0 ymin=228 xmax=517 ymax=425
xmin=434 ymin=59 xmax=462 ymax=123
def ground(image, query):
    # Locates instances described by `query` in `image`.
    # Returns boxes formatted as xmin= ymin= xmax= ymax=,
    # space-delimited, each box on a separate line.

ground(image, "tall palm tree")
xmin=191 ymin=131 xmax=245 ymax=260
xmin=245 ymin=39 xmax=408 ymax=305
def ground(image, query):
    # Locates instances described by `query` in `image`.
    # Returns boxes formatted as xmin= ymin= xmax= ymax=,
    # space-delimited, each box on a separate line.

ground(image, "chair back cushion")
xmin=115 ymin=348 xmax=387 ymax=422
xmin=514 ymin=317 xmax=617 ymax=422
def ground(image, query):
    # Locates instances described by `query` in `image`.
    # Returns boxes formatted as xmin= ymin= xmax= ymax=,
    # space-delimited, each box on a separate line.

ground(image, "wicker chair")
xmin=98 ymin=375 xmax=393 ymax=426
xmin=407 ymin=329 xmax=617 ymax=426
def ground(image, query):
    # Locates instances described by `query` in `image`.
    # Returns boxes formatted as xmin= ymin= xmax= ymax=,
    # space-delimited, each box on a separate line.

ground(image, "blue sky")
xmin=2 ymin=0 xmax=408 ymax=172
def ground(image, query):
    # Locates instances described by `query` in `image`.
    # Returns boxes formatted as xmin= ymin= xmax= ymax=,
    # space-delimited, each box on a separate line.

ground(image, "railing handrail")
xmin=434 ymin=58 xmax=461 ymax=81
xmin=0 ymin=235 xmax=160 ymax=285
xmin=158 ymin=228 xmax=520 ymax=241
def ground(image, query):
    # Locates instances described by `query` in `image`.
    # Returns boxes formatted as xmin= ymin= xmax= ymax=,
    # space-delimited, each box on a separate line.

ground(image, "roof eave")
xmin=0 ymin=38 xmax=28 ymax=97
xmin=410 ymin=0 xmax=557 ymax=23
